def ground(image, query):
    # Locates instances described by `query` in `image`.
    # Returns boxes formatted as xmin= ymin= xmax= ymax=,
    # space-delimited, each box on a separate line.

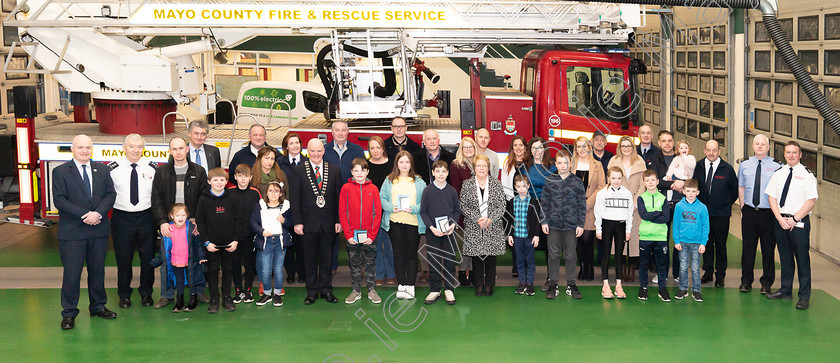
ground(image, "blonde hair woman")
xmin=450 ymin=136 xmax=478 ymax=195
xmin=571 ymin=136 xmax=606 ymax=281
xmin=606 ymin=135 xmax=646 ymax=282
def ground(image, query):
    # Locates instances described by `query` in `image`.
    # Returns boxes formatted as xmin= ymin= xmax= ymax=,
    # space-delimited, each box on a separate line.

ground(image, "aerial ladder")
xmin=4 ymin=0 xmax=840 ymax=227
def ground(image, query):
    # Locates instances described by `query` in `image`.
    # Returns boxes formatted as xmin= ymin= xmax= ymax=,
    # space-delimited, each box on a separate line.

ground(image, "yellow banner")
xmin=131 ymin=4 xmax=457 ymax=27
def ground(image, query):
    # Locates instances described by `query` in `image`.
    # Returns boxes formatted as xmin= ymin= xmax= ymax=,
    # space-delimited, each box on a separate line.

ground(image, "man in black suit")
xmin=166 ymin=121 xmax=221 ymax=170
xmin=53 ymin=135 xmax=117 ymax=330
xmin=636 ymin=125 xmax=660 ymax=169
xmin=413 ymin=129 xmax=455 ymax=185
xmin=291 ymin=138 xmax=342 ymax=304
xmin=189 ymin=120 xmax=221 ymax=170
xmin=692 ymin=140 xmax=738 ymax=287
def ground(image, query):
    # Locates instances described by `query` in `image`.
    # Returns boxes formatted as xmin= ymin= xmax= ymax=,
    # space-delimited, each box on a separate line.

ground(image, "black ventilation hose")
xmin=582 ymin=0 xmax=840 ymax=135
xmin=762 ymin=12 xmax=840 ymax=130
xmin=316 ymin=45 xmax=338 ymax=117
xmin=315 ymin=43 xmax=398 ymax=99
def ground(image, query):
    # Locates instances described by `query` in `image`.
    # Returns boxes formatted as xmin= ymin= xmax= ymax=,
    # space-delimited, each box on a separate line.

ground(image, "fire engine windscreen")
xmin=567 ymin=66 xmax=631 ymax=126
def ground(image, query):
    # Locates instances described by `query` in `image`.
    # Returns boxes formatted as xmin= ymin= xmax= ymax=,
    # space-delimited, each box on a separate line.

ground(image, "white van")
xmin=236 ymin=81 xmax=328 ymax=126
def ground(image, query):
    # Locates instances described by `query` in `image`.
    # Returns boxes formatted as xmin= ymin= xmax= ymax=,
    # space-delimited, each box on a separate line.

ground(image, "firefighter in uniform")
xmin=109 ymin=134 xmax=158 ymax=308
xmin=765 ymin=141 xmax=818 ymax=310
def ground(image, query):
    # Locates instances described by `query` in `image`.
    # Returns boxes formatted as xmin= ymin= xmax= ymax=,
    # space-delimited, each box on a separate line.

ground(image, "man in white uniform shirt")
xmin=108 ymin=134 xmax=158 ymax=309
xmin=765 ymin=141 xmax=818 ymax=310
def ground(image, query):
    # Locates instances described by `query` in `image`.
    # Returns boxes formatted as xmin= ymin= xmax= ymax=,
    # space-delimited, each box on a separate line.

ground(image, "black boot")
xmin=468 ymin=269 xmax=476 ymax=287
xmin=184 ymin=294 xmax=199 ymax=312
xmin=458 ymin=270 xmax=471 ymax=287
xmin=172 ymin=294 xmax=185 ymax=313
xmin=578 ymin=266 xmax=585 ymax=280
xmin=587 ymin=264 xmax=595 ymax=281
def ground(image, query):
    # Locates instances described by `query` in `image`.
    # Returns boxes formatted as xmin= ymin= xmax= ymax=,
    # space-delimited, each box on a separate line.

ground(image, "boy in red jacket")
xmin=339 ymin=158 xmax=383 ymax=304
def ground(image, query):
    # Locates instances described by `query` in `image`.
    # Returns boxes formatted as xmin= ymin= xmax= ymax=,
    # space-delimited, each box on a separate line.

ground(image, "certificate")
xmin=434 ymin=216 xmax=450 ymax=233
xmin=261 ymin=208 xmax=283 ymax=235
xmin=354 ymin=230 xmax=368 ymax=243
xmin=397 ymin=195 xmax=410 ymax=211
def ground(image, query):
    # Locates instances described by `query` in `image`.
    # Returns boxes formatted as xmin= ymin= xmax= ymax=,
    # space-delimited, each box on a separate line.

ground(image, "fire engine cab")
xmin=4 ymin=0 xmax=645 ymax=223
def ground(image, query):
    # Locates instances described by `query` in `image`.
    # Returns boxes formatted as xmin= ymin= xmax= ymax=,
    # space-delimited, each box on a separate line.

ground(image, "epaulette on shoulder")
xmin=107 ymin=161 xmax=119 ymax=171
xmin=148 ymin=161 xmax=159 ymax=169
xmin=803 ymin=164 xmax=814 ymax=175
xmin=774 ymin=165 xmax=784 ymax=172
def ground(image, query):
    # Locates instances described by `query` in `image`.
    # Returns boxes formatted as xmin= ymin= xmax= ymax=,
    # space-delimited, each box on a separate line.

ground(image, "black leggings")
xmin=577 ymin=230 xmax=595 ymax=270
xmin=173 ymin=266 xmax=186 ymax=295
xmin=472 ymin=255 xmax=498 ymax=289
xmin=601 ymin=220 xmax=626 ymax=281
xmin=389 ymin=222 xmax=420 ymax=286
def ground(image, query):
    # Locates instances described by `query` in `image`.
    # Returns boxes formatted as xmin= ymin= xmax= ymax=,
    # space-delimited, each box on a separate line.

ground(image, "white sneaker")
xmin=406 ymin=285 xmax=416 ymax=300
xmin=674 ymin=277 xmax=680 ymax=284
xmin=397 ymin=284 xmax=406 ymax=299
xmin=424 ymin=292 xmax=441 ymax=304
xmin=652 ymin=275 xmax=659 ymax=284
xmin=444 ymin=290 xmax=456 ymax=305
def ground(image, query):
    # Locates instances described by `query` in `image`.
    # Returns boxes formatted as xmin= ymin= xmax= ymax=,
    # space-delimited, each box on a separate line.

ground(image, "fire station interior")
xmin=1 ymin=1 xmax=840 ymax=360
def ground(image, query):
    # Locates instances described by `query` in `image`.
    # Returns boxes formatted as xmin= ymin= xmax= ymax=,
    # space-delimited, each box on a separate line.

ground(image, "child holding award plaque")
xmin=339 ymin=158 xmax=383 ymax=304
xmin=250 ymin=181 xmax=292 ymax=307
xmin=420 ymin=160 xmax=461 ymax=305
xmin=380 ymin=151 xmax=427 ymax=300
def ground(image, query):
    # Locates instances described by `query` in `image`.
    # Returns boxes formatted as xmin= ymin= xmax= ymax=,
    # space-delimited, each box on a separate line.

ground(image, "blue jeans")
xmin=678 ymin=243 xmax=702 ymax=292
xmin=375 ymin=227 xmax=395 ymax=280
xmin=513 ymin=237 xmax=536 ymax=284
xmin=258 ymin=236 xmax=287 ymax=295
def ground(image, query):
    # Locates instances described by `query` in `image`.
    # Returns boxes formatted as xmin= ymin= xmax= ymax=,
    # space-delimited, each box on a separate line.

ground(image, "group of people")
xmin=53 ymin=119 xmax=818 ymax=330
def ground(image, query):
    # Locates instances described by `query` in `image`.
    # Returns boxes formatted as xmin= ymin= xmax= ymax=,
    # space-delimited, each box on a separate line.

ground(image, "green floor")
xmin=0 ymin=286 xmax=835 ymax=361
xmin=0 ymin=231 xmax=776 ymax=269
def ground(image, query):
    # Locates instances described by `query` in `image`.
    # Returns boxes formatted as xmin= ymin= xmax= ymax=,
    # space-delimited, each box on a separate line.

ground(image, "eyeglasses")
xmin=462 ymin=145 xmax=475 ymax=150
xmin=391 ymin=125 xmax=407 ymax=129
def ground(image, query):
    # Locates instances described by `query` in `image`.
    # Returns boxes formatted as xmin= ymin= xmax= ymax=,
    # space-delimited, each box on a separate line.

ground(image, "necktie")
xmin=642 ymin=148 xmax=647 ymax=160
xmin=752 ymin=160 xmax=762 ymax=207
xmin=315 ymin=165 xmax=322 ymax=189
xmin=130 ymin=163 xmax=139 ymax=206
xmin=779 ymin=167 xmax=793 ymax=208
xmin=706 ymin=161 xmax=714 ymax=195
xmin=194 ymin=150 xmax=202 ymax=168
xmin=82 ymin=164 xmax=92 ymax=198
xmin=292 ymin=157 xmax=297 ymax=166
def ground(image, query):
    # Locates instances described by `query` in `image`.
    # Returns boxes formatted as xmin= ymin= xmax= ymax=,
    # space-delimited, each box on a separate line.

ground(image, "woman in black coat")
xmin=278 ymin=132 xmax=309 ymax=284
